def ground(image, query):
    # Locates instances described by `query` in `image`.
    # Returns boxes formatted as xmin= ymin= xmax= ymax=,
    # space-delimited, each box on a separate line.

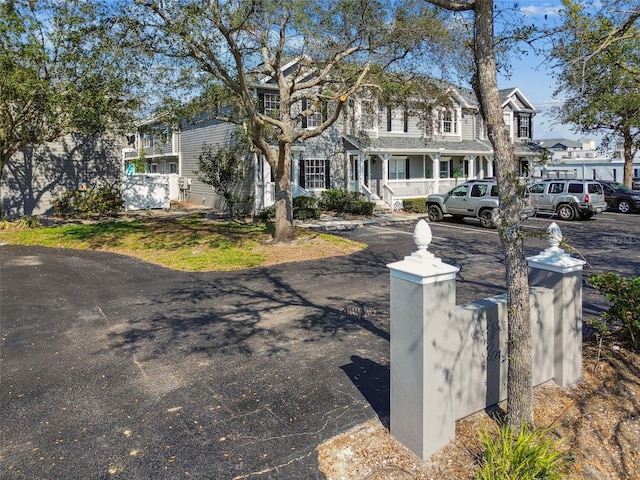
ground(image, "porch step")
xmin=373 ymin=199 xmax=393 ymax=214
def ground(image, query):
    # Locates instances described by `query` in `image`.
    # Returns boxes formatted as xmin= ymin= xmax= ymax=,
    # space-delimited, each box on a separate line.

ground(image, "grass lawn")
xmin=0 ymin=213 xmax=365 ymax=271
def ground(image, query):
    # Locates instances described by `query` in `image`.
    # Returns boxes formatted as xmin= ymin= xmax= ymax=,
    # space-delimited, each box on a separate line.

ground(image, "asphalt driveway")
xmin=1 ymin=241 xmax=398 ymax=479
xmin=3 ymin=211 xmax=631 ymax=479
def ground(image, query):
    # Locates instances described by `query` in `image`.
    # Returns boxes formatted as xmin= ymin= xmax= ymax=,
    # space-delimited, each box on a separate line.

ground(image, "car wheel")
xmin=580 ymin=211 xmax=594 ymax=220
xmin=617 ymin=200 xmax=631 ymax=213
xmin=557 ymin=204 xmax=575 ymax=221
xmin=479 ymin=209 xmax=495 ymax=228
xmin=428 ymin=204 xmax=444 ymax=222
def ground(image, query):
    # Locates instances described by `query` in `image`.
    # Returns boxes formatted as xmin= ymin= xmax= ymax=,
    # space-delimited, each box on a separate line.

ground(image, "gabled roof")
xmin=537 ymin=138 xmax=582 ymax=149
xmin=499 ymin=87 xmax=537 ymax=113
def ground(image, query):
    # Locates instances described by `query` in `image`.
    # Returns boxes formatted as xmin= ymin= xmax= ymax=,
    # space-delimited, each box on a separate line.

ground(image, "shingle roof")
xmin=343 ymin=135 xmax=542 ymax=156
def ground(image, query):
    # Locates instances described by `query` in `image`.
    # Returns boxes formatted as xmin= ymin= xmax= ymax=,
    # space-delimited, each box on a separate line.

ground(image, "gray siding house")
xmin=1 ymin=134 xmax=124 ymax=218
xmin=124 ymin=78 xmax=543 ymax=213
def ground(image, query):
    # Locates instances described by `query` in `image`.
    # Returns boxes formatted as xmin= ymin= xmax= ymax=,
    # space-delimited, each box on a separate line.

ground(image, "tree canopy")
xmin=551 ymin=0 xmax=640 ymax=186
xmin=0 ymin=0 xmax=140 ymax=182
xmin=127 ymin=0 xmax=454 ymax=241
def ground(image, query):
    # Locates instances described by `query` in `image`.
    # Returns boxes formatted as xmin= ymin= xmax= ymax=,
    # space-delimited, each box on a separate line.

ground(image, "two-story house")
xmin=123 ymin=70 xmax=542 ymax=213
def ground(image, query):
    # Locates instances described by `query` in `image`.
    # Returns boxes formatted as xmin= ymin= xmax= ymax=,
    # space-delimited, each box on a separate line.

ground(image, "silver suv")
xmin=426 ymin=179 xmax=534 ymax=228
xmin=529 ymin=179 xmax=606 ymax=220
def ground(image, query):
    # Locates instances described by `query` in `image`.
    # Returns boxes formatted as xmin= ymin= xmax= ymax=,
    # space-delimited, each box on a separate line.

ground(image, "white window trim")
xmin=436 ymin=108 xmax=461 ymax=136
xmin=518 ymin=114 xmax=530 ymax=139
xmin=264 ymin=93 xmax=280 ymax=116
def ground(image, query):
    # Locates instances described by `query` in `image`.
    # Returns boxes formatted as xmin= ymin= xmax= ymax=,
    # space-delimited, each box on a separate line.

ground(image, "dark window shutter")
xmin=387 ymin=107 xmax=392 ymax=131
xmin=405 ymin=158 xmax=410 ymax=179
xmin=403 ymin=109 xmax=408 ymax=132
xmin=302 ymin=99 xmax=308 ymax=128
xmin=516 ymin=114 xmax=521 ymax=137
xmin=325 ymin=161 xmax=330 ymax=189
xmin=258 ymin=93 xmax=265 ymax=113
xmin=299 ymin=159 xmax=306 ymax=188
xmin=529 ymin=115 xmax=533 ymax=139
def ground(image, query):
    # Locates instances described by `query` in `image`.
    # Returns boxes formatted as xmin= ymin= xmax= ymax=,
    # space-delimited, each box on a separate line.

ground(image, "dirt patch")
xmin=318 ymin=336 xmax=640 ymax=480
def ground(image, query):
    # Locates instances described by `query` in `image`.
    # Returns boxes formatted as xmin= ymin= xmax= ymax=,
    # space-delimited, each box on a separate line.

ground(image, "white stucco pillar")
xmin=487 ymin=156 xmax=494 ymax=177
xmin=527 ymin=223 xmax=586 ymax=387
xmin=388 ymin=220 xmax=460 ymax=460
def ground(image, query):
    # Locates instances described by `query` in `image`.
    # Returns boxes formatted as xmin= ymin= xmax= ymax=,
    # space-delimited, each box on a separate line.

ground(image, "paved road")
xmin=1 ymin=211 xmax=639 ymax=479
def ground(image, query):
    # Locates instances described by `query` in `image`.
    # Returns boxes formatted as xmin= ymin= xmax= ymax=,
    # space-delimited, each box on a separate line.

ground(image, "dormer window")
xmin=437 ymin=109 xmax=459 ymax=135
xmin=517 ymin=114 xmax=531 ymax=139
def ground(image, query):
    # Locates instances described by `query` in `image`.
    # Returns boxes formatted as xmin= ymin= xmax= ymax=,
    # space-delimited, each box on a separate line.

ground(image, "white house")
xmin=535 ymin=138 xmax=640 ymax=183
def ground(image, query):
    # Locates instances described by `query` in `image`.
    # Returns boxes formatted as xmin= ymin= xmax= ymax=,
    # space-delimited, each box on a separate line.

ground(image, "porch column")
xmin=359 ymin=153 xmax=366 ymax=193
xmin=487 ymin=156 xmax=494 ymax=177
xmin=431 ymin=152 xmax=441 ymax=193
xmin=467 ymin=155 xmax=476 ymax=179
xmin=381 ymin=154 xmax=391 ymax=188
xmin=292 ymin=152 xmax=300 ymax=191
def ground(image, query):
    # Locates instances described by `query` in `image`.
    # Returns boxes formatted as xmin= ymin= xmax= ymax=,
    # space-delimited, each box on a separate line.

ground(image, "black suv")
xmin=598 ymin=180 xmax=640 ymax=213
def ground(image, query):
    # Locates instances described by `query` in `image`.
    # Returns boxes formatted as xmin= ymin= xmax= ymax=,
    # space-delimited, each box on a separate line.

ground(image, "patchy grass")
xmin=0 ymin=214 xmax=365 ymax=271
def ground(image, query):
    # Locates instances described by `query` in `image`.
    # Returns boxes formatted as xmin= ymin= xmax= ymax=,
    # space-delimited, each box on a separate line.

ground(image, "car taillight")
xmin=585 ymin=193 xmax=590 ymax=203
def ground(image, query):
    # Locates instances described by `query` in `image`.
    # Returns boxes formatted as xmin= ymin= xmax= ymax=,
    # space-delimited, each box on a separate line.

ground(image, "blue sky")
xmin=493 ymin=1 xmax=602 ymax=144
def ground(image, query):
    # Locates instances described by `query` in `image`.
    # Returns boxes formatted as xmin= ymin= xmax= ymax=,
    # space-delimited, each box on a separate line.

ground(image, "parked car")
xmin=598 ymin=180 xmax=640 ymax=213
xmin=426 ymin=179 xmax=534 ymax=228
xmin=528 ymin=179 xmax=607 ymax=221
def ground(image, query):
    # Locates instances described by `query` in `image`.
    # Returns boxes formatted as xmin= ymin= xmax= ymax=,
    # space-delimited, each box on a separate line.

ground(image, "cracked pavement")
xmin=0 ymin=239 xmax=397 ymax=479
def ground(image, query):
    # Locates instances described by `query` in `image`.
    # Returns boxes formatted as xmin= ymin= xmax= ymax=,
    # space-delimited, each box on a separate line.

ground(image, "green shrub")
xmin=588 ymin=272 xmax=640 ymax=349
xmin=319 ymin=189 xmax=346 ymax=211
xmin=293 ymin=195 xmax=318 ymax=209
xmin=258 ymin=205 xmax=276 ymax=220
xmin=15 ymin=215 xmax=43 ymax=229
xmin=402 ymin=198 xmax=427 ymax=214
xmin=51 ymin=186 xmax=124 ymax=219
xmin=344 ymin=199 xmax=374 ymax=215
xmin=294 ymin=207 xmax=321 ymax=220
xmin=293 ymin=195 xmax=321 ymax=220
xmin=319 ymin=190 xmax=372 ymax=215
xmin=475 ymin=423 xmax=570 ymax=480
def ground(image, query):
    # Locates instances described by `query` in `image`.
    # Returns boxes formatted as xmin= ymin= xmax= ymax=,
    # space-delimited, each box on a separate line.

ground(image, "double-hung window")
xmin=389 ymin=158 xmax=406 ymax=180
xmin=442 ymin=110 xmax=457 ymax=134
xmin=439 ymin=161 xmax=450 ymax=178
xmin=517 ymin=114 xmax=530 ymax=139
xmin=263 ymin=93 xmax=280 ymax=116
xmin=301 ymin=159 xmax=326 ymax=189
xmin=437 ymin=109 xmax=458 ymax=135
xmin=302 ymin=99 xmax=323 ymax=128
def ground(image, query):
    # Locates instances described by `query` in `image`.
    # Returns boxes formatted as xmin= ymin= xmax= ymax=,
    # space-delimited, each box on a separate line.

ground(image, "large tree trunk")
xmin=272 ymin=143 xmax=295 ymax=243
xmin=473 ymin=0 xmax=533 ymax=429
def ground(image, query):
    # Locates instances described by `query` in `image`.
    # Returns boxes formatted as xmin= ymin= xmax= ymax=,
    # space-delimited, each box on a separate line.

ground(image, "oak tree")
xmin=128 ymin=0 xmax=450 ymax=242
xmin=0 ymin=0 xmax=139 ymax=186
